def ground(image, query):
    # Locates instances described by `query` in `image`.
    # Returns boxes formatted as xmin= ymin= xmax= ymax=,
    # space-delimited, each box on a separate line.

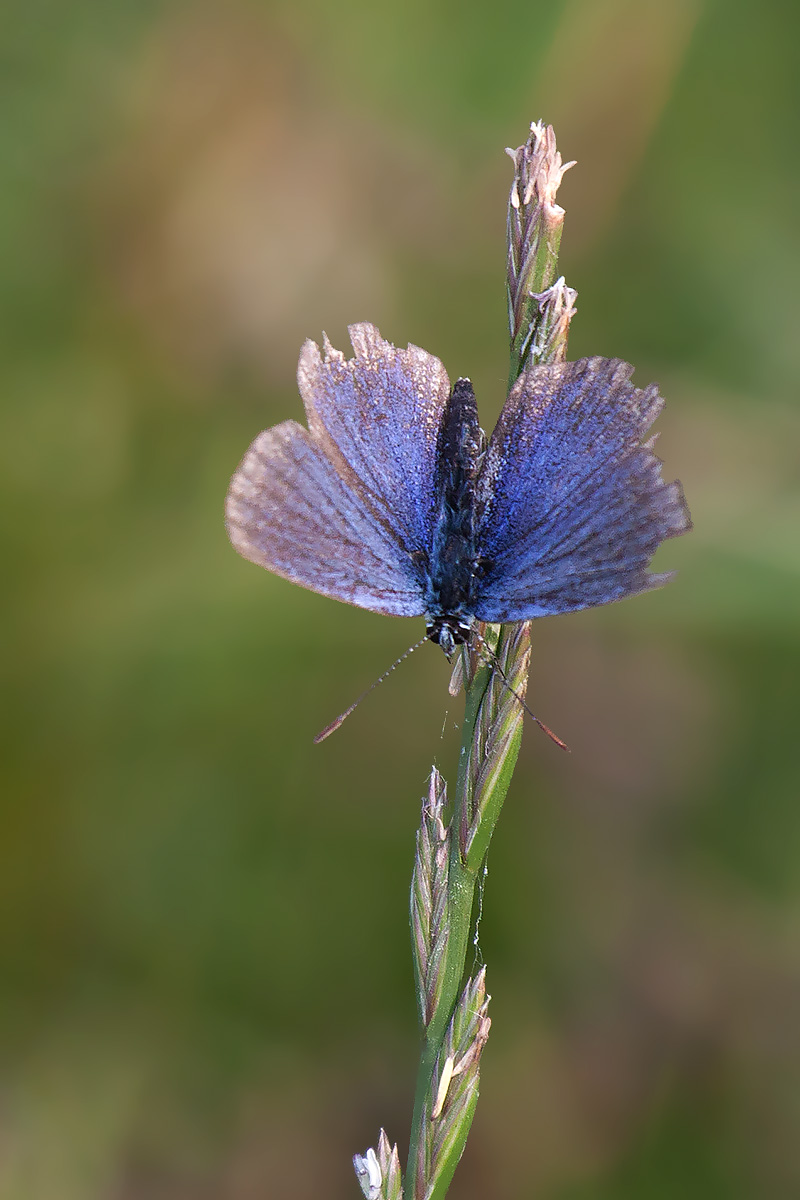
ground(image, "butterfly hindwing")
xmin=472 ymin=357 xmax=691 ymax=621
xmin=225 ymin=420 xmax=426 ymax=616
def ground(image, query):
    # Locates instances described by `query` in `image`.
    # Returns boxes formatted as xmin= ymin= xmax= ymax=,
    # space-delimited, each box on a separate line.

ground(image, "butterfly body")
xmin=422 ymin=377 xmax=484 ymax=656
xmin=226 ymin=324 xmax=691 ymax=651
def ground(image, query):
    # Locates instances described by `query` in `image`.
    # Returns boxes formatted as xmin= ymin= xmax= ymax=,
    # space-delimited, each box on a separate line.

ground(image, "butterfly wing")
xmin=473 ymin=358 xmax=691 ymax=621
xmin=299 ymin=322 xmax=451 ymax=554
xmin=225 ymin=324 xmax=452 ymax=616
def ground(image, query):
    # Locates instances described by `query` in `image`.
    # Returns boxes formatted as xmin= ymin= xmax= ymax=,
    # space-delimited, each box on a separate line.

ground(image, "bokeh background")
xmin=3 ymin=0 xmax=800 ymax=1196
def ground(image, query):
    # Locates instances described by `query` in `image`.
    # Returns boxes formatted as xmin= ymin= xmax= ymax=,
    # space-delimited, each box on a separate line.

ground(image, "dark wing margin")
xmin=298 ymin=322 xmax=452 ymax=555
xmin=225 ymin=420 xmax=426 ymax=616
xmin=473 ymin=357 xmax=692 ymax=621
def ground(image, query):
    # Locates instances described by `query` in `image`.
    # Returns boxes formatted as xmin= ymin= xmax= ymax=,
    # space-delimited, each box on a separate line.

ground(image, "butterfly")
xmin=225 ymin=323 xmax=691 ymax=657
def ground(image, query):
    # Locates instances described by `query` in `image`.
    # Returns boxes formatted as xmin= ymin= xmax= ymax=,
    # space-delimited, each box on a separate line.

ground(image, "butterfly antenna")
xmin=314 ymin=636 xmax=430 ymax=743
xmin=470 ymin=629 xmax=570 ymax=752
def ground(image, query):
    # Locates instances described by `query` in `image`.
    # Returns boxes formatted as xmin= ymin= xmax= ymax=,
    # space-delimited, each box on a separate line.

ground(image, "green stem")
xmin=404 ymin=121 xmax=573 ymax=1200
xmin=405 ymin=664 xmax=492 ymax=1195
xmin=405 ymin=629 xmax=528 ymax=1198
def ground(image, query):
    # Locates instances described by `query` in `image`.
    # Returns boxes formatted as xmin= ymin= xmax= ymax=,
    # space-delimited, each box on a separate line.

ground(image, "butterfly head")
xmin=425 ymin=613 xmax=474 ymax=660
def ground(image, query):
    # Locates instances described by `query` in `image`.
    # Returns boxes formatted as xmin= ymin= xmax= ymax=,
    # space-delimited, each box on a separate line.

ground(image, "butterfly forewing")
xmin=299 ymin=323 xmax=452 ymax=555
xmin=472 ymin=357 xmax=692 ymax=621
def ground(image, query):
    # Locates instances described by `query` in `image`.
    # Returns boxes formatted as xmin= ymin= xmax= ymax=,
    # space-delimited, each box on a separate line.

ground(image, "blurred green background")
xmin=3 ymin=0 xmax=799 ymax=1196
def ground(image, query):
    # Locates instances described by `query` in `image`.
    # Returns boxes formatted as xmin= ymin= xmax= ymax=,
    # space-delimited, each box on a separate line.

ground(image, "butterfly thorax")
xmin=420 ymin=378 xmax=484 ymax=659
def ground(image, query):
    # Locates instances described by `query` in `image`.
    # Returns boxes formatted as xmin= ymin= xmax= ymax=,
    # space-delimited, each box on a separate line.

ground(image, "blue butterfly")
xmin=226 ymin=324 xmax=691 ymax=656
